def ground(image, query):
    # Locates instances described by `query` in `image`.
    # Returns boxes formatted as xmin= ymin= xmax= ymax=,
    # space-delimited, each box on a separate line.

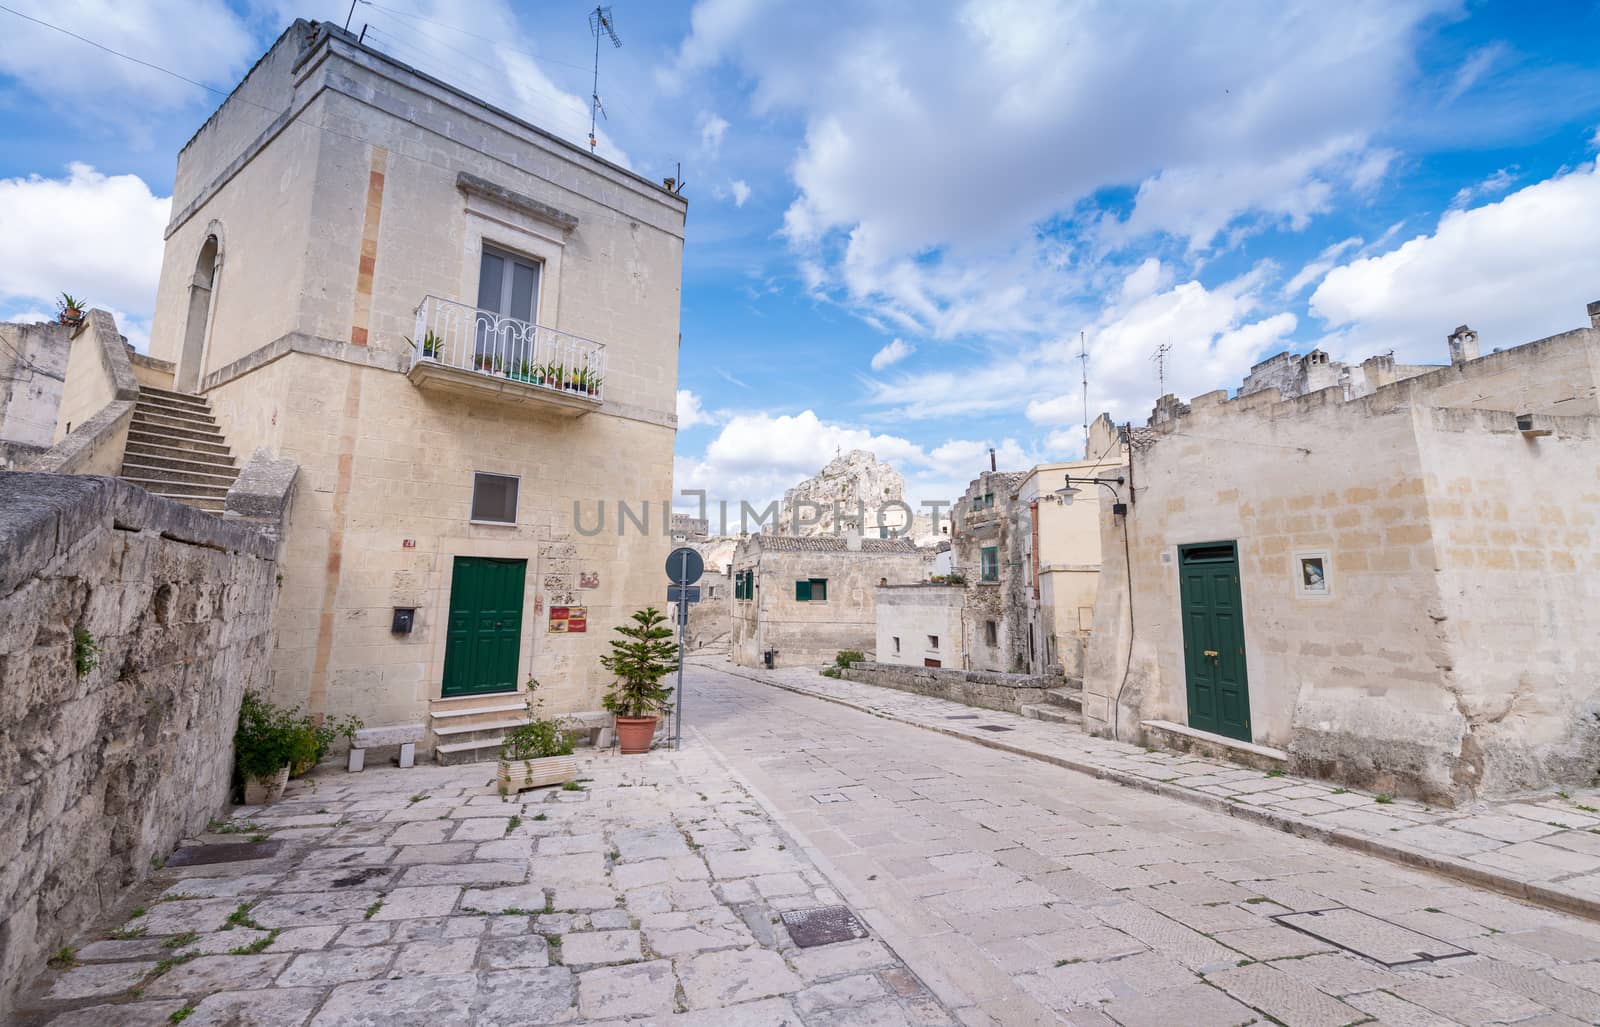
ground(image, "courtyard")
xmin=12 ymin=661 xmax=1600 ymax=1026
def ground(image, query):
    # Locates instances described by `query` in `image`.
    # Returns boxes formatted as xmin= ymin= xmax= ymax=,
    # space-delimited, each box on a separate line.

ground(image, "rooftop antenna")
xmin=587 ymin=6 xmax=621 ymax=155
xmin=1152 ymin=341 xmax=1172 ymax=395
xmin=1079 ymin=330 xmax=1089 ymax=454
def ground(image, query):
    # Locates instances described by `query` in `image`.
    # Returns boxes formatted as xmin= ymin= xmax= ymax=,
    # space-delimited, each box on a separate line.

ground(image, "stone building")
xmin=874 ymin=583 xmax=967 ymax=668
xmin=49 ymin=20 xmax=686 ymax=759
xmin=1083 ymin=303 xmax=1600 ymax=804
xmin=730 ymin=532 xmax=930 ymax=668
xmin=0 ymin=321 xmax=68 ymax=469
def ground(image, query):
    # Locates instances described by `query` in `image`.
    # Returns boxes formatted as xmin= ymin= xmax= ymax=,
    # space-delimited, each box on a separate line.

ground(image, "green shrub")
xmin=600 ymin=608 xmax=676 ymax=718
xmin=73 ymin=627 xmax=100 ymax=676
xmin=234 ymin=691 xmax=361 ymax=781
xmin=501 ymin=719 xmax=574 ymax=762
xmin=834 ymin=650 xmax=865 ymax=669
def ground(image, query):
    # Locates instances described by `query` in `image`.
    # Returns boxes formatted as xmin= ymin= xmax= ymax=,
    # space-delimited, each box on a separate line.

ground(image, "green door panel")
xmin=442 ymin=556 xmax=526 ymax=697
xmin=1178 ymin=542 xmax=1251 ymax=742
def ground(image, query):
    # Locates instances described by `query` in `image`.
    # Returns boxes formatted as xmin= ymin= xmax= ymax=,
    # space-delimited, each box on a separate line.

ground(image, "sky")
xmin=3 ymin=0 xmax=1600 ymax=513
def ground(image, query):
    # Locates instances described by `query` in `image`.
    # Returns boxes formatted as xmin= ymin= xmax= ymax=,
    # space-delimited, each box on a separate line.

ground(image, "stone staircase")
xmin=429 ymin=693 xmax=533 ymax=765
xmin=119 ymin=387 xmax=239 ymax=513
xmin=1019 ymin=682 xmax=1084 ymax=729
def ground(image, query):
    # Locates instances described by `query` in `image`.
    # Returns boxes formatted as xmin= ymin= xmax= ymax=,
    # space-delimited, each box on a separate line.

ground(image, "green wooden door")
xmin=1179 ymin=542 xmax=1251 ymax=742
xmin=442 ymin=556 xmax=526 ymax=697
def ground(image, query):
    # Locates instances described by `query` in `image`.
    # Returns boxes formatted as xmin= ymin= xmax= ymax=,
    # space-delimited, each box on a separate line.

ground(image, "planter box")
xmin=497 ymin=754 xmax=578 ymax=797
xmin=244 ymin=765 xmax=290 ymax=805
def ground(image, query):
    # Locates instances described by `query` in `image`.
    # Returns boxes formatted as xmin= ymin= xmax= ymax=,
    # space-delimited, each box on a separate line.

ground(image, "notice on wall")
xmin=548 ymin=606 xmax=588 ymax=633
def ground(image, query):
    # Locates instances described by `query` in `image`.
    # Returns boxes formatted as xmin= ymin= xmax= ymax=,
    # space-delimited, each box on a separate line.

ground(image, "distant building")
xmin=1084 ymin=303 xmax=1600 ymax=804
xmin=730 ymin=532 xmax=930 ymax=668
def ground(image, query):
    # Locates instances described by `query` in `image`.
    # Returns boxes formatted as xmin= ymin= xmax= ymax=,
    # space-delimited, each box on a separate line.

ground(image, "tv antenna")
xmin=1152 ymin=341 xmax=1172 ymax=395
xmin=587 ymin=6 xmax=621 ymax=154
xmin=1079 ymin=330 xmax=1089 ymax=453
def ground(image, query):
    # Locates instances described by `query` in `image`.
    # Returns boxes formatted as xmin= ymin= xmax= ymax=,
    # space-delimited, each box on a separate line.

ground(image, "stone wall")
xmin=875 ymin=583 xmax=966 ymax=668
xmin=0 ymin=321 xmax=68 ymax=469
xmin=0 ymin=474 xmax=279 ymax=1017
xmin=840 ymin=661 xmax=1059 ymax=714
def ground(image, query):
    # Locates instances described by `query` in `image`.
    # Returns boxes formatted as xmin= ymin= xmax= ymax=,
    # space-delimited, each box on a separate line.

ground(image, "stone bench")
xmin=349 ymin=723 xmax=427 ymax=771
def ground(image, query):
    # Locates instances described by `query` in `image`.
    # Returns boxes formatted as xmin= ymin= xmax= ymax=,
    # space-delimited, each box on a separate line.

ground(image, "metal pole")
xmin=674 ymin=551 xmax=686 ymax=750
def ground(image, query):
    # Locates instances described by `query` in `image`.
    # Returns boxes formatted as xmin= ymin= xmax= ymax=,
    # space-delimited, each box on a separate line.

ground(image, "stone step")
xmin=122 ymin=476 xmax=232 ymax=500
xmin=1018 ymin=703 xmax=1083 ymax=726
xmin=120 ymin=446 xmax=237 ymax=476
xmin=429 ymin=698 xmax=528 ymax=720
xmin=1043 ymin=687 xmax=1083 ymax=710
xmin=127 ymin=429 xmax=232 ymax=458
xmin=132 ymin=405 xmax=219 ymax=431
xmin=138 ymin=385 xmax=212 ymax=412
xmin=130 ymin=415 xmax=225 ymax=445
xmin=432 ymin=715 xmax=530 ymax=739
xmin=135 ymin=490 xmax=227 ymax=512
xmin=119 ymin=461 xmax=238 ymax=488
xmin=434 ymin=733 xmax=511 ymax=765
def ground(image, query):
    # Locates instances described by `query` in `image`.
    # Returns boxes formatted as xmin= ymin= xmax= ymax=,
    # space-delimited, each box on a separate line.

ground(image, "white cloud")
xmin=673 ymin=407 xmax=1042 ymax=519
xmin=1449 ymin=167 xmax=1518 ymax=208
xmin=676 ymin=389 xmax=716 ymax=429
xmin=672 ymin=0 xmax=1448 ymax=337
xmin=698 ymin=112 xmax=730 ymax=154
xmin=869 ymin=337 xmax=914 ymax=370
xmin=0 ymin=0 xmax=257 ymax=111
xmin=729 ymin=179 xmax=751 ymax=207
xmin=0 ymin=164 xmax=170 ymax=316
xmin=1310 ymin=163 xmax=1600 ymax=364
xmin=1283 ymin=236 xmax=1362 ymax=296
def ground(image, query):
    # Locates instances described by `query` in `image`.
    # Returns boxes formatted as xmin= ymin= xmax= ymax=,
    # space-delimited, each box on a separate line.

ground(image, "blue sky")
xmin=3 ymin=1 xmax=1600 ymax=508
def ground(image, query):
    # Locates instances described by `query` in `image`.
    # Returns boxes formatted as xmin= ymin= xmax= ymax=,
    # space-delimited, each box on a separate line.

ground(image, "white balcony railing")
xmin=411 ymin=295 xmax=606 ymax=403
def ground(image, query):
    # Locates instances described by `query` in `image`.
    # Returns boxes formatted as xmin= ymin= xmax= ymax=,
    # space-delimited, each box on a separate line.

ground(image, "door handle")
xmin=1203 ymin=649 xmax=1219 ymax=658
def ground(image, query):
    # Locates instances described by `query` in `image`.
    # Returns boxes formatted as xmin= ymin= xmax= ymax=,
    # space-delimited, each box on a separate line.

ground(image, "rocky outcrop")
xmin=777 ymin=449 xmax=933 ymax=540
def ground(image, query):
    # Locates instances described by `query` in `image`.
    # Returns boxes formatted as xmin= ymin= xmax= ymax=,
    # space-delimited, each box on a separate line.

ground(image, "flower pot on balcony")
xmin=614 ymin=716 xmax=658 ymax=755
xmin=244 ymin=764 xmax=291 ymax=805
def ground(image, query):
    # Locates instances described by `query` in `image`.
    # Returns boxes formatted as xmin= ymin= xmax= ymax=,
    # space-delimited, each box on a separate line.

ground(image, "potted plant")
xmin=497 ymin=677 xmax=577 ymax=797
xmin=547 ymin=362 xmax=565 ymax=390
xmin=586 ymin=373 xmax=602 ymax=397
xmin=57 ymin=293 xmax=86 ymax=327
xmin=600 ymin=607 xmax=677 ymax=754
xmin=406 ymin=329 xmax=443 ymax=359
xmin=234 ymin=690 xmax=302 ymax=804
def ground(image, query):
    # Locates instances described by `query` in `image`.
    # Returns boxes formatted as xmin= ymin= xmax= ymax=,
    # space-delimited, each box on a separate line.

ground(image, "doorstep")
xmin=1140 ymin=719 xmax=1288 ymax=770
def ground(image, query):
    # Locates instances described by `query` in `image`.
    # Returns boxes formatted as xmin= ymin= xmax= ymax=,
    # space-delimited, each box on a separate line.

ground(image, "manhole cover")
xmin=976 ymin=724 xmax=1014 ymax=732
xmin=781 ymin=905 xmax=870 ymax=948
xmin=1272 ymin=907 xmax=1472 ymax=967
xmin=165 ymin=841 xmax=282 ymax=867
xmin=946 ymin=714 xmax=980 ymax=720
xmin=811 ymin=792 xmax=850 ymax=804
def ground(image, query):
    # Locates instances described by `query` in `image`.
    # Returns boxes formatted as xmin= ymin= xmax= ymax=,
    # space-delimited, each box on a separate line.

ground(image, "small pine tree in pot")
xmin=600 ymin=607 xmax=676 ymax=754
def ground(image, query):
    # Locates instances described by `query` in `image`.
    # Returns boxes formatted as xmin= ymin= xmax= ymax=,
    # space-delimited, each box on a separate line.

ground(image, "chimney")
xmin=845 ymin=526 xmax=862 ymax=552
xmin=1588 ymin=300 xmax=1600 ymax=330
xmin=1447 ymin=325 xmax=1479 ymax=365
xmin=988 ymin=447 xmax=996 ymax=472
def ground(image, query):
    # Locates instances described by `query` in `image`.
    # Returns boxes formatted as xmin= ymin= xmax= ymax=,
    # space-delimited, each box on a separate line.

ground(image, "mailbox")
xmin=391 ymin=607 xmax=416 ymax=634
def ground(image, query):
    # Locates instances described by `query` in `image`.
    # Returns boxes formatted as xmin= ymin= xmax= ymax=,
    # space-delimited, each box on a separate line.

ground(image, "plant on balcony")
xmin=405 ymin=329 xmax=443 ymax=359
xmin=586 ymin=373 xmax=603 ymax=397
xmin=507 ymin=357 xmax=538 ymax=384
xmin=547 ymin=362 xmax=566 ymax=390
xmin=56 ymin=293 xmax=86 ymax=326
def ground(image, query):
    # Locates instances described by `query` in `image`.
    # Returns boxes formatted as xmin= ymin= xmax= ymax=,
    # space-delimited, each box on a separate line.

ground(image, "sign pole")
xmin=675 ymin=550 xmax=686 ymax=750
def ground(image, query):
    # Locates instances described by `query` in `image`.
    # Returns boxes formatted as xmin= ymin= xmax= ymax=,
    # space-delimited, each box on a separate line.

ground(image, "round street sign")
xmin=666 ymin=547 xmax=704 ymax=585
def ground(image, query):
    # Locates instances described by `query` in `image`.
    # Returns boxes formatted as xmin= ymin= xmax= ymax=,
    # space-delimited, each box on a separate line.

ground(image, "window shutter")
xmin=795 ymin=579 xmax=811 ymax=602
xmin=810 ymin=578 xmax=827 ymax=601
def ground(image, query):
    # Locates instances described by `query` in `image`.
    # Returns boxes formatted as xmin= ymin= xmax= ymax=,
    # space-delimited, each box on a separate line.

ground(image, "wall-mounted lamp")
xmin=1053 ymin=474 xmax=1127 ymax=513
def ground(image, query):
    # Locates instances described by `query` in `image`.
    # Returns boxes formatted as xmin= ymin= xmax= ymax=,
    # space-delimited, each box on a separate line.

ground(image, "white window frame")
xmin=469 ymin=471 xmax=521 ymax=525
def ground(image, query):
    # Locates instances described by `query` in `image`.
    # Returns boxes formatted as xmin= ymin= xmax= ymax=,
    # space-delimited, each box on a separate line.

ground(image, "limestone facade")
xmin=0 ymin=474 xmax=278 ymax=1018
xmin=730 ymin=534 xmax=930 ymax=668
xmin=1082 ymin=304 xmax=1600 ymax=804
xmin=874 ymin=584 xmax=966 ymax=668
xmin=142 ymin=21 xmax=685 ymax=737
xmin=0 ymin=321 xmax=67 ymax=469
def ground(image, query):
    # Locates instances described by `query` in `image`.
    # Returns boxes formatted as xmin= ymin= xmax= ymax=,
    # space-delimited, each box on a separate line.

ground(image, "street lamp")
xmin=1054 ymin=474 xmax=1127 ymax=512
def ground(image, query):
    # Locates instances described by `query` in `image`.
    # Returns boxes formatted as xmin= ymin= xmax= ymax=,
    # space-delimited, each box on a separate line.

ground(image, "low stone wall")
xmin=0 ymin=473 xmax=279 ymax=1018
xmin=840 ymin=661 xmax=1060 ymax=714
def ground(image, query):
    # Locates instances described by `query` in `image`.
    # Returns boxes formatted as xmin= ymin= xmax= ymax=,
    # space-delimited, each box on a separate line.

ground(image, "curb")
xmin=704 ymin=662 xmax=1600 ymax=924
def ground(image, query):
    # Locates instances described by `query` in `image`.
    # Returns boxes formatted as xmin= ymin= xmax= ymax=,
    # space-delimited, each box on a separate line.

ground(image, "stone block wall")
xmin=0 ymin=474 xmax=278 ymax=1017
xmin=840 ymin=661 xmax=1059 ymax=714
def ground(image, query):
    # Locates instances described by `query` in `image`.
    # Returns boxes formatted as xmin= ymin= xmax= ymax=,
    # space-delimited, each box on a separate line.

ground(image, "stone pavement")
xmin=14 ymin=738 xmax=952 ymax=1026
xmin=687 ymin=660 xmax=1600 ymax=1026
xmin=707 ymin=657 xmax=1600 ymax=923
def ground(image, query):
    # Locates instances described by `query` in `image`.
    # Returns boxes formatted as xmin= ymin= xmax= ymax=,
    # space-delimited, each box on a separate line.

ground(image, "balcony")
xmin=407 ymin=296 xmax=605 ymax=415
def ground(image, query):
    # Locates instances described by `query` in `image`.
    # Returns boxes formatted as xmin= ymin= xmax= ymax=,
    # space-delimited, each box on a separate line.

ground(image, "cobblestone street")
xmin=16 ymin=661 xmax=1600 ymax=1026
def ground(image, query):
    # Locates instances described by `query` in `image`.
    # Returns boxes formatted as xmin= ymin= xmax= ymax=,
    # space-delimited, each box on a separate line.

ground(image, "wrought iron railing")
xmin=411 ymin=295 xmax=606 ymax=402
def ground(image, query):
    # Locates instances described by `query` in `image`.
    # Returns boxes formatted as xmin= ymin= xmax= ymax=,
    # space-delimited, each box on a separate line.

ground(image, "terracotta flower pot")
xmin=614 ymin=715 xmax=658 ymax=755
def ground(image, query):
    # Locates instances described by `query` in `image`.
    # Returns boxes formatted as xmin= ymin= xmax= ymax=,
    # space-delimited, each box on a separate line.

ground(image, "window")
xmin=470 ymin=472 xmax=519 ymax=523
xmin=892 ymin=636 xmax=901 ymax=654
xmin=478 ymin=246 xmax=541 ymax=324
xmin=928 ymin=635 xmax=940 ymax=650
xmin=734 ymin=570 xmax=754 ymax=601
xmin=980 ymin=546 xmax=999 ymax=581
xmin=795 ymin=578 xmax=828 ymax=602
xmin=985 ymin=620 xmax=997 ymax=646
